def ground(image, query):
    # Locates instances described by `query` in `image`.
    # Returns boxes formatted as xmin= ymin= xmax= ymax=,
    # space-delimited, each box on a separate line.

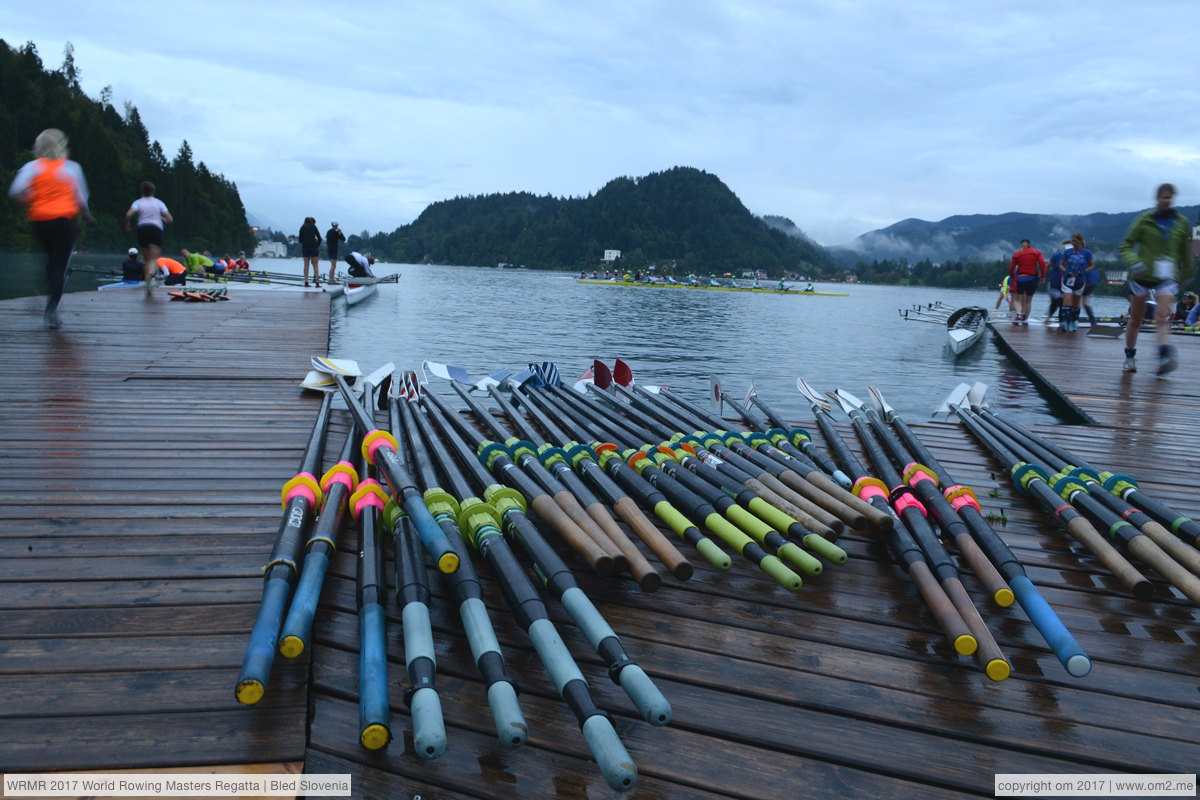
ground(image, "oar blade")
xmin=933 ymin=383 xmax=971 ymax=420
xmin=311 ymin=356 xmax=361 ymax=376
xmin=592 ymin=359 xmax=613 ymax=390
xmin=832 ymin=388 xmax=867 ymax=410
xmin=421 ymin=360 xmax=471 ymax=385
xmin=795 ymin=377 xmax=831 ymax=411
xmin=613 ymin=359 xmax=634 ymax=387
xmin=867 ymin=386 xmax=895 ymax=420
xmin=742 ymin=381 xmax=758 ymax=412
xmin=967 ymin=382 xmax=989 ymax=410
xmin=709 ymin=375 xmax=723 ymax=413
xmin=300 ymin=370 xmax=337 ymax=392
xmin=474 ymin=368 xmax=512 ymax=393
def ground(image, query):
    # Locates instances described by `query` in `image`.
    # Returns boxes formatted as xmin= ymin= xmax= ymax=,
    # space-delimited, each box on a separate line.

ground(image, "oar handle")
xmin=357 ymin=602 xmax=392 ymax=750
xmin=1008 ymin=576 xmax=1091 ymax=677
xmin=528 ymin=494 xmax=618 ymax=575
xmin=582 ymin=715 xmax=638 ymax=792
xmin=1063 ymin=516 xmax=1152 ymax=599
xmin=277 ymin=548 xmax=332 ymax=658
xmin=235 ymin=578 xmax=292 ymax=704
xmin=1126 ymin=535 xmax=1200 ymax=605
xmin=907 ymin=561 xmax=976 ymax=656
xmin=943 ymin=578 xmax=1011 ymax=682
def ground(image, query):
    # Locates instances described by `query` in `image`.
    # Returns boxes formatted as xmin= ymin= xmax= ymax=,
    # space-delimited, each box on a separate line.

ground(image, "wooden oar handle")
xmin=613 ymin=496 xmax=692 ymax=581
xmin=907 ymin=561 xmax=975 ymax=656
xmin=943 ymin=577 xmax=1011 ymax=682
xmin=775 ymin=469 xmax=868 ymax=529
xmin=1126 ymin=535 xmax=1200 ymax=605
xmin=807 ymin=470 xmax=894 ymax=530
xmin=1063 ymin=517 xmax=1152 ymax=599
xmin=583 ymin=499 xmax=662 ymax=592
xmin=529 ymin=494 xmax=617 ymax=576
xmin=952 ymin=534 xmax=1015 ymax=608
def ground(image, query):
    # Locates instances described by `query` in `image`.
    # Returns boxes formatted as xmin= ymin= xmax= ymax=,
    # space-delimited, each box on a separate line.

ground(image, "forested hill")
xmin=352 ymin=167 xmax=838 ymax=275
xmin=0 ymin=40 xmax=254 ymax=254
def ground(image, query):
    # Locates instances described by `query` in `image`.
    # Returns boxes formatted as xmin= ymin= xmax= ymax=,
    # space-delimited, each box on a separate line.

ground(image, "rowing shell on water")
xmin=577 ymin=280 xmax=848 ymax=296
xmin=945 ymin=306 xmax=988 ymax=355
xmin=344 ymin=283 xmax=377 ymax=305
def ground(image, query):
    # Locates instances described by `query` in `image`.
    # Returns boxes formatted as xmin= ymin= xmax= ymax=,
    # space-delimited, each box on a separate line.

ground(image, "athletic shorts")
xmin=1014 ymin=276 xmax=1038 ymax=296
xmin=1081 ymin=281 xmax=1097 ymax=297
xmin=1061 ymin=273 xmax=1085 ymax=296
xmin=301 ymin=245 xmax=319 ymax=258
xmin=164 ymin=272 xmax=186 ymax=286
xmin=1129 ymin=278 xmax=1178 ymax=299
xmin=327 ymin=246 xmax=339 ymax=259
xmin=137 ymin=224 xmax=164 ymax=248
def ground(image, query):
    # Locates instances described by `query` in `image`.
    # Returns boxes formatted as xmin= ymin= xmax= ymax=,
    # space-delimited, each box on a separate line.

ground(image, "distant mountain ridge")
xmin=833 ymin=205 xmax=1200 ymax=264
xmin=352 ymin=167 xmax=838 ymax=275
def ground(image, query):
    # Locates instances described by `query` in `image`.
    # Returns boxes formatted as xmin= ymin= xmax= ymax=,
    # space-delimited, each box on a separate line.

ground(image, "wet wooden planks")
xmin=0 ymin=288 xmax=331 ymax=772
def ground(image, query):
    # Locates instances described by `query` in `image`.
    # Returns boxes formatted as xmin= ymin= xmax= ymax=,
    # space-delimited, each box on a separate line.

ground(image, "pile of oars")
xmin=942 ymin=382 xmax=1200 ymax=607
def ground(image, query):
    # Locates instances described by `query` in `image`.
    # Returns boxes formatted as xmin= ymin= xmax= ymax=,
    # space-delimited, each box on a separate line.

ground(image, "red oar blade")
xmin=592 ymin=359 xmax=613 ymax=390
xmin=613 ymin=359 xmax=633 ymax=387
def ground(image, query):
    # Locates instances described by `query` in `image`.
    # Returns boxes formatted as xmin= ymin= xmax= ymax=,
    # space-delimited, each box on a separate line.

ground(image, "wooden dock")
xmin=1 ymin=291 xmax=1198 ymax=799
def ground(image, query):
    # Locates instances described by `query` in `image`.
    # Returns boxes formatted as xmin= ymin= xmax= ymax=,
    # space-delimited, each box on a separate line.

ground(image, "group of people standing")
xmin=1001 ymin=184 xmax=1192 ymax=375
xmin=298 ymin=218 xmax=347 ymax=288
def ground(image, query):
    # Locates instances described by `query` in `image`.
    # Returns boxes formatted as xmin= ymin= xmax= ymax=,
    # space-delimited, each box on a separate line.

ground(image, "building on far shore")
xmin=254 ymin=241 xmax=287 ymax=258
xmin=602 ymin=249 xmax=621 ymax=263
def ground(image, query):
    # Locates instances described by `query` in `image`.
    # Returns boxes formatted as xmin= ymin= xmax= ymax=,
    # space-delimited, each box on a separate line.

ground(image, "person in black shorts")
xmin=326 ymin=221 xmax=346 ymax=282
xmin=299 ymin=216 xmax=322 ymax=287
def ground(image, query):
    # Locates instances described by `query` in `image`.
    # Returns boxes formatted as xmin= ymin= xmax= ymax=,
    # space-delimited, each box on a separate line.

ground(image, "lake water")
xmin=1 ymin=254 xmax=1134 ymax=425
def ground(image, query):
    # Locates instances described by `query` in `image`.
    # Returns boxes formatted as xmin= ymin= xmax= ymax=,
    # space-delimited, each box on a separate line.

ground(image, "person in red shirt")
xmin=1007 ymin=239 xmax=1046 ymax=325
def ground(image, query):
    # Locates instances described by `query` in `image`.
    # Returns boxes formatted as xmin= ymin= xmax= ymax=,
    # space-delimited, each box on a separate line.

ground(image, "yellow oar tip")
xmin=360 ymin=724 xmax=391 ymax=750
xmin=986 ymin=659 xmax=1012 ymax=682
xmin=994 ymin=587 xmax=1016 ymax=608
xmin=235 ymin=679 xmax=265 ymax=706
xmin=437 ymin=552 xmax=461 ymax=574
xmin=278 ymin=636 xmax=304 ymax=659
xmin=954 ymin=634 xmax=978 ymax=656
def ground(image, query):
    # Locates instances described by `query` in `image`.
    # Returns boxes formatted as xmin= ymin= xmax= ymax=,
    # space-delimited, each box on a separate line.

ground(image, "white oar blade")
xmin=311 ymin=356 xmax=361 ymax=376
xmin=967 ymin=382 xmax=989 ymax=409
xmin=795 ymin=377 xmax=831 ymax=411
xmin=362 ymin=362 xmax=396 ymax=391
xmin=301 ymin=370 xmax=338 ymax=392
xmin=933 ymin=383 xmax=972 ymax=420
xmin=709 ymin=375 xmax=723 ymax=413
xmin=422 ymin=360 xmax=472 ymax=384
xmin=868 ymin=386 xmax=895 ymax=419
xmin=475 ymin=368 xmax=513 ymax=393
xmin=833 ymin=388 xmax=867 ymax=411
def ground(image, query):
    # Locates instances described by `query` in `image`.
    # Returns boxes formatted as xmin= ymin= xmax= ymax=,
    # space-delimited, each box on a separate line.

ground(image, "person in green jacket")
xmin=1118 ymin=183 xmax=1194 ymax=374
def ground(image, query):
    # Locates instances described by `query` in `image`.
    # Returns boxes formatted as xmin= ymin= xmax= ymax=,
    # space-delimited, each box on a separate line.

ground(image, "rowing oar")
xmin=794 ymin=381 xmax=978 ymax=658
xmin=584 ymin=383 xmax=843 ymax=540
xmin=743 ymin=391 xmax=853 ymax=489
xmin=963 ymin=385 xmax=1200 ymax=552
xmin=487 ymin=383 xmax=691 ymax=582
xmin=235 ymin=391 xmax=334 ymax=705
xmin=447 ymin=380 xmax=633 ymax=576
xmin=832 ymin=388 xmax=1013 ymax=608
xmin=621 ymin=381 xmax=868 ymax=533
xmin=940 ymin=387 xmax=1153 ymax=600
xmin=644 ymin=380 xmax=890 ymax=532
xmin=951 ymin=397 xmax=1200 ymax=604
xmin=579 ymin=384 xmax=847 ymax=564
xmin=416 ymin=389 xmax=672 ymax=727
xmin=310 ymin=357 xmax=460 ymax=574
xmin=415 ymin=403 xmax=639 ymax=790
xmin=452 ymin=381 xmax=659 ymax=590
xmin=350 ymin=377 xmax=392 ymax=750
xmin=864 ymin=387 xmax=1091 ymax=677
xmin=511 ymin=382 xmax=729 ymax=572
xmin=278 ymin=418 xmax=360 ymax=659
xmin=420 ymin=385 xmax=618 ymax=576
xmin=524 ymin=384 xmax=808 ymax=590
xmin=825 ymin=384 xmax=1009 ymax=679
xmin=966 ymin=388 xmax=1200 ymax=577
xmin=544 ymin=384 xmax=827 ymax=578
xmin=390 ymin=388 xmax=514 ymax=753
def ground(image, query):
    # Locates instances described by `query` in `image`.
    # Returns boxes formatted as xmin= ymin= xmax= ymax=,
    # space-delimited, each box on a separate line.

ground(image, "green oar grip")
xmin=803 ymin=534 xmax=848 ymax=565
xmin=653 ymin=500 xmax=696 ymax=541
xmin=694 ymin=538 xmax=731 ymax=570
xmin=723 ymin=504 xmax=777 ymax=544
xmin=777 ymin=541 xmax=822 ymax=575
xmin=747 ymin=497 xmax=803 ymax=536
xmin=760 ymin=555 xmax=803 ymax=591
xmin=702 ymin=512 xmax=755 ymax=550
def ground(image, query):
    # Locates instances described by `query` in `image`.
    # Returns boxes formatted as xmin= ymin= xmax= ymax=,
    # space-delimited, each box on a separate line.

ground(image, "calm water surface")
xmin=1 ymin=254 xmax=1133 ymax=425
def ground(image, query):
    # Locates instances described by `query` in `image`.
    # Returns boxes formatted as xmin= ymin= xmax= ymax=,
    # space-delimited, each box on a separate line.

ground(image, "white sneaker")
xmin=1123 ymin=356 xmax=1137 ymax=373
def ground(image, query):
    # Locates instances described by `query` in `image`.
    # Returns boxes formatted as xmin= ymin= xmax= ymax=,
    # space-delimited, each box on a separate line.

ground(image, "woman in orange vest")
xmin=155 ymin=256 xmax=188 ymax=286
xmin=6 ymin=129 xmax=91 ymax=329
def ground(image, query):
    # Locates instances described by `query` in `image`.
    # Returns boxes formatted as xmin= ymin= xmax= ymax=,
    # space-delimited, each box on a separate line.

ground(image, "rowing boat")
xmin=946 ymin=306 xmax=988 ymax=355
xmin=577 ymin=280 xmax=848 ymax=297
xmin=344 ymin=282 xmax=377 ymax=306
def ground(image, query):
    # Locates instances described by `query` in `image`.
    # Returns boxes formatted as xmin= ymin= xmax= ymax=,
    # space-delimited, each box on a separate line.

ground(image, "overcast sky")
xmin=6 ymin=1 xmax=1199 ymax=245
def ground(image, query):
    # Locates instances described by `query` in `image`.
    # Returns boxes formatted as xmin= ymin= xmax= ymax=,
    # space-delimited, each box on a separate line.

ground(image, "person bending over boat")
xmin=1007 ymin=239 xmax=1046 ymax=325
xmin=1119 ymin=183 xmax=1192 ymax=374
xmin=8 ymin=128 xmax=93 ymax=328
xmin=125 ymin=181 xmax=173 ymax=294
xmin=157 ymin=257 xmax=188 ymax=286
xmin=345 ymin=251 xmax=376 ymax=279
xmin=179 ymin=249 xmax=213 ymax=275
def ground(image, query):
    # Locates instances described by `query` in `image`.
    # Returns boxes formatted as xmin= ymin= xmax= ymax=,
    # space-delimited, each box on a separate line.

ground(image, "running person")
xmin=1058 ymin=234 xmax=1094 ymax=332
xmin=125 ymin=181 xmax=173 ymax=294
xmin=325 ymin=221 xmax=345 ymax=282
xmin=299 ymin=216 xmax=322 ymax=287
xmin=1119 ymin=183 xmax=1192 ymax=374
xmin=1007 ymin=239 xmax=1046 ymax=325
xmin=7 ymin=128 xmax=91 ymax=328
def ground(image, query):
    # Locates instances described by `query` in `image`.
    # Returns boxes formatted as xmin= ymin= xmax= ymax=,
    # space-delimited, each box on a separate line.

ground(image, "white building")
xmin=254 ymin=241 xmax=287 ymax=258
xmin=602 ymin=249 xmax=621 ymax=262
